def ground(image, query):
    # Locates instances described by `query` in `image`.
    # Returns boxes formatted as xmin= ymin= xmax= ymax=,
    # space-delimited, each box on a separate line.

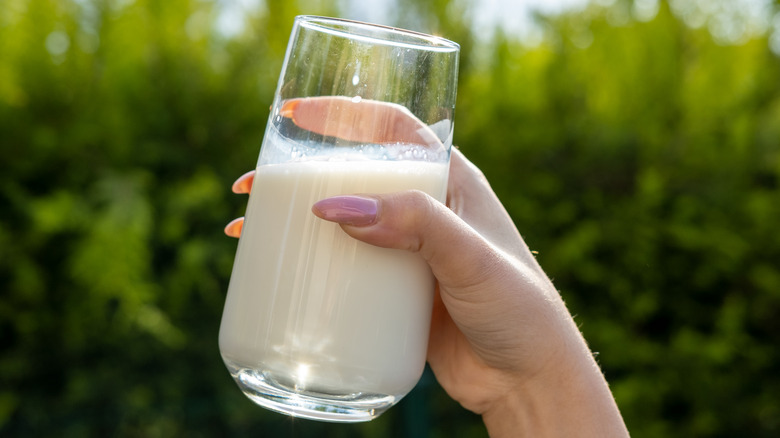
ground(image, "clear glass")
xmin=219 ymin=15 xmax=459 ymax=422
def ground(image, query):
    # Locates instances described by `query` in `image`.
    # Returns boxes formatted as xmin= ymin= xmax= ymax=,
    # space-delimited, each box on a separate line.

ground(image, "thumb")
xmin=312 ymin=191 xmax=563 ymax=373
xmin=311 ymin=191 xmax=503 ymax=292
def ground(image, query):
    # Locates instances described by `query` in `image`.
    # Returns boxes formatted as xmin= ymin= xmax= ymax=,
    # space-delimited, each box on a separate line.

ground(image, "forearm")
xmin=481 ymin=352 xmax=629 ymax=438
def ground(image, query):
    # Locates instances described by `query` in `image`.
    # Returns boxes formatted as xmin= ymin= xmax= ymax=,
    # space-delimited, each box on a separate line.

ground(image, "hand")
xmin=225 ymin=97 xmax=628 ymax=437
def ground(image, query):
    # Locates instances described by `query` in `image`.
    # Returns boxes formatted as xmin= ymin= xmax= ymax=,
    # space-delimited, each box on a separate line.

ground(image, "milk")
xmin=219 ymin=153 xmax=448 ymax=399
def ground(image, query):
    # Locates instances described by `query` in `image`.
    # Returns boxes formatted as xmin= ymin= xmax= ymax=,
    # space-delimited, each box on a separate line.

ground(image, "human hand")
xmin=225 ymin=97 xmax=628 ymax=437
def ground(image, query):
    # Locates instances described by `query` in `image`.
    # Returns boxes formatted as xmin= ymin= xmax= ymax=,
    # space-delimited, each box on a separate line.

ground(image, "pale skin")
xmin=225 ymin=97 xmax=629 ymax=437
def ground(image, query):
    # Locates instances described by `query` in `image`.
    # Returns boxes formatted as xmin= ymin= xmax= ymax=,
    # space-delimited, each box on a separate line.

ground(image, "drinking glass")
xmin=219 ymin=15 xmax=459 ymax=422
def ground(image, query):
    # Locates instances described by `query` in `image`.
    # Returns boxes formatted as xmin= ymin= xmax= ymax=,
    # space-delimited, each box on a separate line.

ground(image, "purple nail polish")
xmin=312 ymin=196 xmax=378 ymax=226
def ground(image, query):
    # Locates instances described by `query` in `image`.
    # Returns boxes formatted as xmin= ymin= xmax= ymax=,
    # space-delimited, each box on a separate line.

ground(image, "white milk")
xmin=219 ymin=156 xmax=448 ymax=398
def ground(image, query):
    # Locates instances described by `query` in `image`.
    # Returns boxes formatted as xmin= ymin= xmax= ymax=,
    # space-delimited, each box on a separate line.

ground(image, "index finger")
xmin=280 ymin=96 xmax=443 ymax=148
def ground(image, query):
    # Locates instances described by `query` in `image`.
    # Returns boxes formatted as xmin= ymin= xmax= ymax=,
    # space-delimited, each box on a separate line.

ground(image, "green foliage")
xmin=1 ymin=0 xmax=779 ymax=437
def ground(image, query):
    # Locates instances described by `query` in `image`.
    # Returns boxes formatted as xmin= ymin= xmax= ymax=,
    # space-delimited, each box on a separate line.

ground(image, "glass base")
xmin=226 ymin=362 xmax=397 ymax=422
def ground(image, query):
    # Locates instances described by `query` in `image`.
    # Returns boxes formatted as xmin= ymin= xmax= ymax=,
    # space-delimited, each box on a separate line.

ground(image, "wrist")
xmin=481 ymin=348 xmax=628 ymax=438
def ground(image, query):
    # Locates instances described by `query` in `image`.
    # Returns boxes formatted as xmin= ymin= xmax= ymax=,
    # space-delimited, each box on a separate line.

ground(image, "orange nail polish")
xmin=232 ymin=171 xmax=255 ymax=194
xmin=224 ymin=218 xmax=244 ymax=238
xmin=279 ymin=99 xmax=300 ymax=119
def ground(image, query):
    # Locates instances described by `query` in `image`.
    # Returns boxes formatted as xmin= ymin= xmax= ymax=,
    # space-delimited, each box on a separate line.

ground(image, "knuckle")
xmin=394 ymin=189 xmax=440 ymax=252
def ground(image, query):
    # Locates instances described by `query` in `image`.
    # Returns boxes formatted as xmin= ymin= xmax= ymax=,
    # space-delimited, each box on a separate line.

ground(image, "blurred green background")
xmin=2 ymin=0 xmax=780 ymax=436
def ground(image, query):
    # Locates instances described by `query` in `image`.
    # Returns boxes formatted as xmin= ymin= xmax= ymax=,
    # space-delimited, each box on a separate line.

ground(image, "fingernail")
xmin=224 ymin=217 xmax=244 ymax=237
xmin=232 ymin=171 xmax=255 ymax=194
xmin=279 ymin=99 xmax=300 ymax=119
xmin=312 ymin=196 xmax=378 ymax=226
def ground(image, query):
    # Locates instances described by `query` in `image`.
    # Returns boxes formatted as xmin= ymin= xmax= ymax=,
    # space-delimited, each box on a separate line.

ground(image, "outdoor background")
xmin=2 ymin=0 xmax=780 ymax=436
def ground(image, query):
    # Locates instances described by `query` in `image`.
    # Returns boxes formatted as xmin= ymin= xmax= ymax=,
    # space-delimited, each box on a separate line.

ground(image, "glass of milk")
xmin=219 ymin=16 xmax=459 ymax=422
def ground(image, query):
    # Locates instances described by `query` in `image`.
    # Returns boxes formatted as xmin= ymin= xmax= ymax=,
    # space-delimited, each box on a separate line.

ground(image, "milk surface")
xmin=219 ymin=153 xmax=448 ymax=397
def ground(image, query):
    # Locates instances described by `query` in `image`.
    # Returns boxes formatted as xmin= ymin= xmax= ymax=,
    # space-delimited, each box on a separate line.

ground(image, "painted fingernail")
xmin=312 ymin=196 xmax=378 ymax=226
xmin=224 ymin=217 xmax=244 ymax=237
xmin=279 ymin=99 xmax=300 ymax=119
xmin=232 ymin=171 xmax=255 ymax=194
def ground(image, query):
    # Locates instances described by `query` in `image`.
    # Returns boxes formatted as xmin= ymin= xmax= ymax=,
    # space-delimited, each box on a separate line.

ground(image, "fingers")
xmin=224 ymin=217 xmax=244 ymax=238
xmin=232 ymin=170 xmax=255 ymax=194
xmin=312 ymin=191 xmax=500 ymax=291
xmin=447 ymin=149 xmax=533 ymax=262
xmin=225 ymin=171 xmax=255 ymax=238
xmin=281 ymin=97 xmax=442 ymax=148
xmin=229 ymin=94 xmax=447 ymax=238
xmin=227 ymin=95 xmax=446 ymax=238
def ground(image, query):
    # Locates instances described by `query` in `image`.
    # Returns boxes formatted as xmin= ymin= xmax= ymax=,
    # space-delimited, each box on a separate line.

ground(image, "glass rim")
xmin=296 ymin=15 xmax=460 ymax=53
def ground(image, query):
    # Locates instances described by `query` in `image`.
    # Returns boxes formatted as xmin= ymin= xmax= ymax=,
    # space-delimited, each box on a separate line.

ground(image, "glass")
xmin=219 ymin=15 xmax=459 ymax=422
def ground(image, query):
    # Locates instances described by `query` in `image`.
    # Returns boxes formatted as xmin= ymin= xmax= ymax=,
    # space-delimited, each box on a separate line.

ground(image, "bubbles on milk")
xmin=258 ymin=120 xmax=448 ymax=166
